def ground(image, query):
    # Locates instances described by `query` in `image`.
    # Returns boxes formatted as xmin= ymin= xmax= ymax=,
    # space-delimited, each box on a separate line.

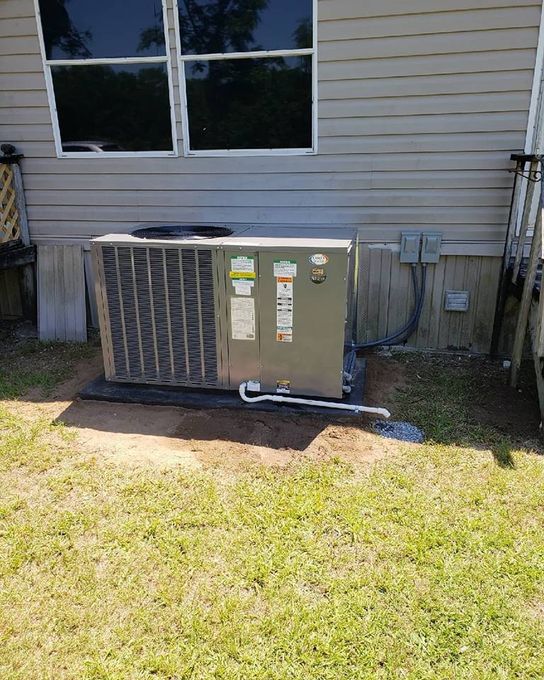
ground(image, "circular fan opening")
xmin=131 ymin=225 xmax=234 ymax=240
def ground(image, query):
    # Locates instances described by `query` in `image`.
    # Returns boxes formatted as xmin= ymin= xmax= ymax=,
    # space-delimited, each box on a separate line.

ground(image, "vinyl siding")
xmin=0 ymin=0 xmax=541 ymax=253
xmin=1 ymin=0 xmax=542 ymax=350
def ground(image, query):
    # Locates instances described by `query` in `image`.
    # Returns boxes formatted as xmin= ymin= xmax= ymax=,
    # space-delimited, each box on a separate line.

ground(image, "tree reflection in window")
xmin=178 ymin=0 xmax=312 ymax=54
xmin=178 ymin=0 xmax=315 ymax=152
xmin=186 ymin=57 xmax=312 ymax=150
xmin=52 ymin=65 xmax=173 ymax=152
xmin=37 ymin=0 xmax=175 ymax=153
xmin=39 ymin=0 xmax=166 ymax=59
xmin=39 ymin=0 xmax=91 ymax=59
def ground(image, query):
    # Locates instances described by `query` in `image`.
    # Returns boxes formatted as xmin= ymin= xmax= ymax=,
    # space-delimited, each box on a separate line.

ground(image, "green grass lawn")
xmin=1 ymin=341 xmax=544 ymax=679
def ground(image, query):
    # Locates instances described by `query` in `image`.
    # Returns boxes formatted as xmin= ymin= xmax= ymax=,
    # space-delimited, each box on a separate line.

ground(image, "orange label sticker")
xmin=276 ymin=330 xmax=293 ymax=343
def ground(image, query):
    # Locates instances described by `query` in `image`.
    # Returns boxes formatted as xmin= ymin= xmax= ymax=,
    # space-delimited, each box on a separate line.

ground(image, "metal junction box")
xmin=91 ymin=226 xmax=357 ymax=399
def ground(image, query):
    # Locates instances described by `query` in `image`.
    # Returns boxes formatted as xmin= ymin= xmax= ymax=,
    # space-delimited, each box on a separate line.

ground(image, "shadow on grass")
xmin=492 ymin=441 xmax=516 ymax=469
xmin=0 ymin=328 xmax=542 ymax=461
xmin=0 ymin=335 xmax=329 ymax=452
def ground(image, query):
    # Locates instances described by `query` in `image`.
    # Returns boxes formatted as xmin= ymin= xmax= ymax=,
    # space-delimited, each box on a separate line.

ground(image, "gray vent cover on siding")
xmin=100 ymin=245 xmax=219 ymax=386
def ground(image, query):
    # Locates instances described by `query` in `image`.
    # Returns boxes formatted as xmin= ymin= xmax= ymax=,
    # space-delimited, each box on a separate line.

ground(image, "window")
xmin=175 ymin=0 xmax=316 ymax=156
xmin=36 ymin=0 xmax=177 ymax=156
xmin=35 ymin=0 xmax=317 ymax=158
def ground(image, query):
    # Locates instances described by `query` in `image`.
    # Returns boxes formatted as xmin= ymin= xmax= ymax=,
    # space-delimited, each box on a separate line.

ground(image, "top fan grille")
xmin=131 ymin=225 xmax=233 ymax=241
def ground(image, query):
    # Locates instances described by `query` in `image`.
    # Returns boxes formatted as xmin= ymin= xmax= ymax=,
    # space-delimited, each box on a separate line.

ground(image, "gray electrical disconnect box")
xmin=400 ymin=232 xmax=421 ymax=263
xmin=421 ymin=232 xmax=442 ymax=263
xmin=91 ymin=227 xmax=357 ymax=399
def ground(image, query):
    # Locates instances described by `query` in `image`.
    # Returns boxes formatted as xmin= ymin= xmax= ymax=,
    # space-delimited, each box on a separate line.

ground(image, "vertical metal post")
xmin=490 ymin=158 xmax=524 ymax=355
xmin=512 ymin=160 xmax=540 ymax=283
xmin=510 ymin=177 xmax=543 ymax=387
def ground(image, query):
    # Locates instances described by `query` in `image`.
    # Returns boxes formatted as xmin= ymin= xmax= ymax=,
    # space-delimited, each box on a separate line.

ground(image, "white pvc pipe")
xmin=239 ymin=382 xmax=391 ymax=419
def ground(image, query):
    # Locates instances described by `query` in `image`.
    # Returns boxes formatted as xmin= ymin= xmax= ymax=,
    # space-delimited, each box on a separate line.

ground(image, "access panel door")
xmin=257 ymin=249 xmax=350 ymax=399
xmin=222 ymin=249 xmax=261 ymax=389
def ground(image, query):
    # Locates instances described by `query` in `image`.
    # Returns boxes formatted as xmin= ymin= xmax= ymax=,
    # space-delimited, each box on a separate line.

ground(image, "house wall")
xmin=1 ymin=0 xmax=542 ymax=350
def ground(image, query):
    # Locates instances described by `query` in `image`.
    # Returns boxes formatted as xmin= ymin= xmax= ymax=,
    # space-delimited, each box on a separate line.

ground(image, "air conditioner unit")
xmin=91 ymin=225 xmax=357 ymax=399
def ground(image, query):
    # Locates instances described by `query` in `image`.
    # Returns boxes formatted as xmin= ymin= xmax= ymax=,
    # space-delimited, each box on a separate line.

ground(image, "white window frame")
xmin=173 ymin=0 xmax=318 ymax=157
xmin=33 ymin=0 xmax=179 ymax=159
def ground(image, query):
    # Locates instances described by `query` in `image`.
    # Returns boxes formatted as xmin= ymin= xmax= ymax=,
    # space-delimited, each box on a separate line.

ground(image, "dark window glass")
xmin=38 ymin=0 xmax=166 ymax=59
xmin=99 ymin=144 xmax=124 ymax=151
xmin=51 ymin=64 xmax=173 ymax=152
xmin=61 ymin=144 xmax=93 ymax=152
xmin=178 ymin=0 xmax=313 ymax=54
xmin=185 ymin=56 xmax=312 ymax=150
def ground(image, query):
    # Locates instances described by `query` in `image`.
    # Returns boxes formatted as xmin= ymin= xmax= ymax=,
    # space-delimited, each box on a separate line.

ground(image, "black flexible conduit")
xmin=353 ymin=263 xmax=428 ymax=351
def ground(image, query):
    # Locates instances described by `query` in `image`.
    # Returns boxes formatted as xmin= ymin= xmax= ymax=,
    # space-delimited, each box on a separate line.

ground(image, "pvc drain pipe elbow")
xmin=239 ymin=382 xmax=391 ymax=419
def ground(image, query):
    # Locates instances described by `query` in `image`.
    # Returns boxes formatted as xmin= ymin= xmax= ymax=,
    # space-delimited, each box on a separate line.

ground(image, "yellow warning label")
xmin=229 ymin=271 xmax=256 ymax=279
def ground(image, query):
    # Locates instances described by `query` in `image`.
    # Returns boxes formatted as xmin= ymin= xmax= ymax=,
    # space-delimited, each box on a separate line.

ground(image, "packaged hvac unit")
xmin=91 ymin=225 xmax=357 ymax=399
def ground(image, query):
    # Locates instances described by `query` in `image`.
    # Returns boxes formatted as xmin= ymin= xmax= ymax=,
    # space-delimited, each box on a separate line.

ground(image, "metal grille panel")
xmin=99 ymin=245 xmax=219 ymax=386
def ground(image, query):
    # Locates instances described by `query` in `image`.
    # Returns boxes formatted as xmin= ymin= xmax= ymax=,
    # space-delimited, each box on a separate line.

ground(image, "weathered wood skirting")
xmin=357 ymin=245 xmax=501 ymax=354
xmin=0 ymin=269 xmax=22 ymax=319
xmin=0 ymin=242 xmax=35 ymax=270
xmin=37 ymin=245 xmax=86 ymax=342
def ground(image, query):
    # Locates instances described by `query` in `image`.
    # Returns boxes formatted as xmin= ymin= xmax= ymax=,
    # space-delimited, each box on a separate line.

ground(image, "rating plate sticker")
xmin=231 ymin=297 xmax=255 ymax=340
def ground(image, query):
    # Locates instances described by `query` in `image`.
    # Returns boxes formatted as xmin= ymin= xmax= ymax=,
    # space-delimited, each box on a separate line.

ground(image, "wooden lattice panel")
xmin=0 ymin=163 xmax=21 ymax=244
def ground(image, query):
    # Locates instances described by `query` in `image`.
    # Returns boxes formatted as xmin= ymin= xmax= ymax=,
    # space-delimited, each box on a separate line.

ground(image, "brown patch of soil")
xmin=5 ymin=347 xmax=540 ymax=472
xmin=470 ymin=359 xmax=541 ymax=442
xmin=56 ymin=400 xmax=397 ymax=470
xmin=4 ymin=349 xmax=404 ymax=471
xmin=364 ymin=353 xmax=409 ymax=413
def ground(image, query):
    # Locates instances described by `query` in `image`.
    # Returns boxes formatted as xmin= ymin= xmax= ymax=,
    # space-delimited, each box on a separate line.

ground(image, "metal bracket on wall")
xmin=509 ymin=153 xmax=543 ymax=182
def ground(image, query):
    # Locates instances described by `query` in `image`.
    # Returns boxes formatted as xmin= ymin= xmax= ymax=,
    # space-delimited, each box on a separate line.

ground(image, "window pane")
xmin=178 ymin=0 xmax=313 ymax=54
xmin=38 ymin=0 xmax=166 ymax=59
xmin=185 ymin=56 xmax=312 ymax=150
xmin=51 ymin=64 xmax=173 ymax=152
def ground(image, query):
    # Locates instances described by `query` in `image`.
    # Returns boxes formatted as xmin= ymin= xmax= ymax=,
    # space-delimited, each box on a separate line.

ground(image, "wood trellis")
xmin=0 ymin=163 xmax=21 ymax=244
xmin=0 ymin=144 xmax=36 ymax=321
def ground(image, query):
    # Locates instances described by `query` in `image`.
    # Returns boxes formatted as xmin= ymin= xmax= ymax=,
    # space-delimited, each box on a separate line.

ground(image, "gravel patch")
xmin=374 ymin=420 xmax=424 ymax=443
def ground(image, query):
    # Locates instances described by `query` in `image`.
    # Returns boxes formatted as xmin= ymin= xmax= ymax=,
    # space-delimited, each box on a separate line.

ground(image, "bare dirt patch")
xmin=3 ymin=347 xmax=405 ymax=470
xmin=3 ymin=341 xmax=541 ymax=471
xmin=57 ymin=400 xmax=398 ymax=470
xmin=469 ymin=358 xmax=541 ymax=442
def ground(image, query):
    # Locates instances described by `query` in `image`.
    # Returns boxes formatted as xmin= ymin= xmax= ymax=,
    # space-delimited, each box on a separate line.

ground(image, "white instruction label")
xmin=277 ymin=302 xmax=293 ymax=326
xmin=276 ymin=276 xmax=293 ymax=340
xmin=273 ymin=260 xmax=297 ymax=277
xmin=233 ymin=279 xmax=254 ymax=296
xmin=230 ymin=255 xmax=254 ymax=274
xmin=231 ymin=297 xmax=255 ymax=340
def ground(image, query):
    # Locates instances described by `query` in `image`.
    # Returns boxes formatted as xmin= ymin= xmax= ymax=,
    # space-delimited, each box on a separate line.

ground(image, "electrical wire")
xmin=353 ymin=263 xmax=428 ymax=350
